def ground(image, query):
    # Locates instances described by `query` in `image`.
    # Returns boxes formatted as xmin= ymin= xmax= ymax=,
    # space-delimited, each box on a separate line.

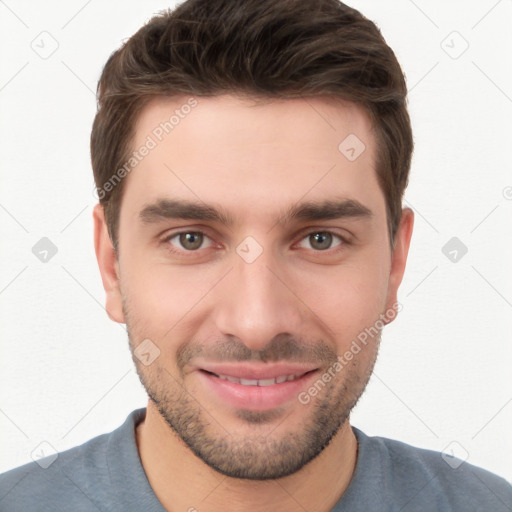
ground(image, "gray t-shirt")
xmin=0 ymin=408 xmax=510 ymax=511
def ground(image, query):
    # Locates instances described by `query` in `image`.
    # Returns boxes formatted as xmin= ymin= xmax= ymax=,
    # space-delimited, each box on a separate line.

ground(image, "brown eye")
xmin=297 ymin=231 xmax=344 ymax=251
xmin=309 ymin=232 xmax=332 ymax=250
xmin=167 ymin=231 xmax=211 ymax=251
xmin=179 ymin=232 xmax=203 ymax=250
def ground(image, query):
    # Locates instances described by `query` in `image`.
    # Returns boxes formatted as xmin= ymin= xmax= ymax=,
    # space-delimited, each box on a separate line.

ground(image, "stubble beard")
xmin=127 ymin=326 xmax=379 ymax=480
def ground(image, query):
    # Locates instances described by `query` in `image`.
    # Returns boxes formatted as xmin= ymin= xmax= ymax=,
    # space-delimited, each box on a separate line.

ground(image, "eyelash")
xmin=161 ymin=229 xmax=351 ymax=256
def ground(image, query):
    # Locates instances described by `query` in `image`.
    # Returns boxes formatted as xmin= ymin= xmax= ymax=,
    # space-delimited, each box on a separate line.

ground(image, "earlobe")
xmin=93 ymin=204 xmax=125 ymax=324
xmin=384 ymin=207 xmax=414 ymax=323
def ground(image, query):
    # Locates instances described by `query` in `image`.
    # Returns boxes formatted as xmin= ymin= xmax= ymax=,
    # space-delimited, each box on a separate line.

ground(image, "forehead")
xmin=121 ymin=94 xmax=383 ymax=225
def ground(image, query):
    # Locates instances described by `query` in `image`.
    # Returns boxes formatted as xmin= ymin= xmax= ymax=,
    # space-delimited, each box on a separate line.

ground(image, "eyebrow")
xmin=139 ymin=198 xmax=373 ymax=226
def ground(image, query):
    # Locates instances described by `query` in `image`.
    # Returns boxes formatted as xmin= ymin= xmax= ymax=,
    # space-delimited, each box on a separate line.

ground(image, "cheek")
xmin=120 ymin=228 xmax=391 ymax=350
xmin=120 ymin=259 xmax=220 ymax=336
xmin=291 ymin=256 xmax=390 ymax=342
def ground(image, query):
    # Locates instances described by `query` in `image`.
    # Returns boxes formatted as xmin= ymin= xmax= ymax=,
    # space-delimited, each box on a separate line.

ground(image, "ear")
xmin=384 ymin=207 xmax=414 ymax=323
xmin=93 ymin=204 xmax=125 ymax=323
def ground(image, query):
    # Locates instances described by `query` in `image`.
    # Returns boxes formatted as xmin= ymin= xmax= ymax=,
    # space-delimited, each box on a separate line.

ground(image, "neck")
xmin=136 ymin=401 xmax=358 ymax=512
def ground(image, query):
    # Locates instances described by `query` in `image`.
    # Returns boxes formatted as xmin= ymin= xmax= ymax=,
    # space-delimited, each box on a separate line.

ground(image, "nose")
xmin=212 ymin=248 xmax=305 ymax=352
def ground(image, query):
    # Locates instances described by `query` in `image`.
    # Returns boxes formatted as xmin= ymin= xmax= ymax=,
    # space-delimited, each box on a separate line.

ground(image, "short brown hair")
xmin=91 ymin=0 xmax=413 ymax=252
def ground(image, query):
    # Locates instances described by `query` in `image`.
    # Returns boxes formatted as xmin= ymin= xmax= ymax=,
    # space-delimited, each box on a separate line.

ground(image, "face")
xmin=94 ymin=94 xmax=413 ymax=480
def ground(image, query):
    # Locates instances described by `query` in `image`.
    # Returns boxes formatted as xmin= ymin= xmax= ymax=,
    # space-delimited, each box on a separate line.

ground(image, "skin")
xmin=94 ymin=94 xmax=414 ymax=512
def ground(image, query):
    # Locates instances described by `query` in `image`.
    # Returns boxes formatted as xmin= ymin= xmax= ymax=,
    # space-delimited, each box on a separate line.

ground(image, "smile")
xmin=214 ymin=372 xmax=307 ymax=386
xmin=197 ymin=367 xmax=320 ymax=411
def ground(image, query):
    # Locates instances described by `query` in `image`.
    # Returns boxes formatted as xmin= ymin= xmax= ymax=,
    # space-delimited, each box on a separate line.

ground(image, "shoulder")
xmin=354 ymin=428 xmax=512 ymax=511
xmin=0 ymin=409 xmax=146 ymax=512
xmin=0 ymin=430 xmax=112 ymax=511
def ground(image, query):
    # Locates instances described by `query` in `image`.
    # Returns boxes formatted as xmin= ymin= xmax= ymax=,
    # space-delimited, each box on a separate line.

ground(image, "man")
xmin=1 ymin=0 xmax=510 ymax=510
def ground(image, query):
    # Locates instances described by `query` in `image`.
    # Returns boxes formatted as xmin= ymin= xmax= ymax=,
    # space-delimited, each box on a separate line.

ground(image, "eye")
xmin=297 ymin=231 xmax=345 ymax=251
xmin=165 ymin=231 xmax=213 ymax=251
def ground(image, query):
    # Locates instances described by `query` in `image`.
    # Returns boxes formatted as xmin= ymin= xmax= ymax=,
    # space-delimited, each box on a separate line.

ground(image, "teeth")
xmin=240 ymin=378 xmax=258 ymax=386
xmin=258 ymin=378 xmax=277 ymax=387
xmin=216 ymin=373 xmax=302 ymax=386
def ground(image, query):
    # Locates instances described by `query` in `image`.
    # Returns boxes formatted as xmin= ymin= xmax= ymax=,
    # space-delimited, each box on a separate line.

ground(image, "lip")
xmin=195 ymin=362 xmax=319 ymax=380
xmin=195 ymin=363 xmax=320 ymax=411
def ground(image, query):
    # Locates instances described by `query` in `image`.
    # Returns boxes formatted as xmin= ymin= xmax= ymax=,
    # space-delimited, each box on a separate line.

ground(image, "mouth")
xmin=201 ymin=369 xmax=312 ymax=386
xmin=195 ymin=363 xmax=320 ymax=411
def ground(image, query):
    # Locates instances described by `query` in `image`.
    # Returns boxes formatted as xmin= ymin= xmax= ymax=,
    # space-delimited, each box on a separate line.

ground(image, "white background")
xmin=1 ymin=0 xmax=511 ymax=483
